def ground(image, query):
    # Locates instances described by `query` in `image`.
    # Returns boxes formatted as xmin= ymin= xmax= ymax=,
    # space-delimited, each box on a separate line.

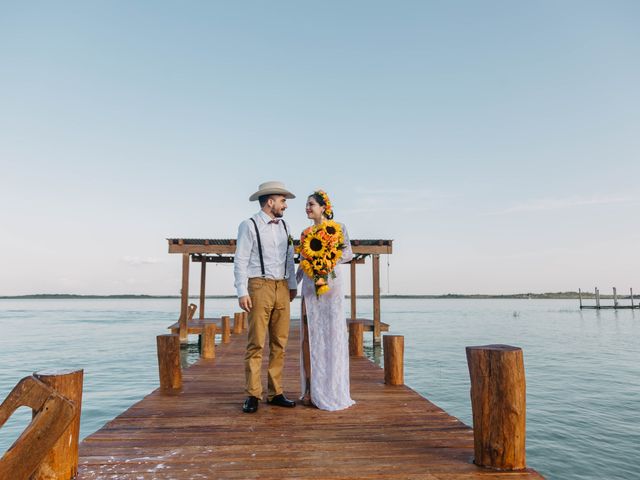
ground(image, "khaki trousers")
xmin=245 ymin=278 xmax=291 ymax=400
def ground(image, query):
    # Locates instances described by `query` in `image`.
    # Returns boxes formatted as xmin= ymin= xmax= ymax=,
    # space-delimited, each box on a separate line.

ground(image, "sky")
xmin=1 ymin=1 xmax=639 ymax=296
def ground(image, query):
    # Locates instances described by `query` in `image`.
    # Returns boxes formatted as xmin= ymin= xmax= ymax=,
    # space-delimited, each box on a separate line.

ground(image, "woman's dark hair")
xmin=310 ymin=192 xmax=334 ymax=220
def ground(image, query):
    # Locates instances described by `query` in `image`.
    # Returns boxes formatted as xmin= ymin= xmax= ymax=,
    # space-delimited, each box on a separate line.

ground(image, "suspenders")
xmin=249 ymin=218 xmax=289 ymax=278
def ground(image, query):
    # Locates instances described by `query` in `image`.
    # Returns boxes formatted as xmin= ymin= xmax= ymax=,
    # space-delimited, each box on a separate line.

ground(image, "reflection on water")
xmin=1 ymin=298 xmax=638 ymax=480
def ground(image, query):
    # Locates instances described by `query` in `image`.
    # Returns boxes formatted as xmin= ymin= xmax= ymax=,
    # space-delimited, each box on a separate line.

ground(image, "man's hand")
xmin=289 ymin=289 xmax=297 ymax=302
xmin=239 ymin=295 xmax=252 ymax=312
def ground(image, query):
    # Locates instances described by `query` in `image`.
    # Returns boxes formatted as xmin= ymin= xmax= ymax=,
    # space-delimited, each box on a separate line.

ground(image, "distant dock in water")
xmin=579 ymin=287 xmax=638 ymax=309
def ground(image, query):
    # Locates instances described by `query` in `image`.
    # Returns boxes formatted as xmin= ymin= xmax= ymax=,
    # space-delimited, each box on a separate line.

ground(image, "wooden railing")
xmin=0 ymin=370 xmax=83 ymax=480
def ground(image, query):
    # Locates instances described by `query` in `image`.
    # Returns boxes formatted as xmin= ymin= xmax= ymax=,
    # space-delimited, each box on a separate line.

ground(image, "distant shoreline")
xmin=0 ymin=292 xmax=626 ymax=300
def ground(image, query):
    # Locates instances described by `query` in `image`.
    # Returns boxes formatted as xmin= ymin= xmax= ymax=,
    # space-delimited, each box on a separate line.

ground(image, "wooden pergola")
xmin=167 ymin=238 xmax=393 ymax=344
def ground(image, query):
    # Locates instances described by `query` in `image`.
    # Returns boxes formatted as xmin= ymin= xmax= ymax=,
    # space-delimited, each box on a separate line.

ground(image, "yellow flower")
xmin=317 ymin=284 xmax=330 ymax=296
xmin=301 ymin=230 xmax=326 ymax=259
xmin=300 ymin=259 xmax=314 ymax=278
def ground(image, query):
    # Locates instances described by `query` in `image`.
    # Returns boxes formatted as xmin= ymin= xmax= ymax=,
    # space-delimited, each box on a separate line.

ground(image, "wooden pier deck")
xmin=77 ymin=325 xmax=543 ymax=479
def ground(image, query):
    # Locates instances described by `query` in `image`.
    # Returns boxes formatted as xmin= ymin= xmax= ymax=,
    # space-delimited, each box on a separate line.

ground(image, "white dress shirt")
xmin=234 ymin=210 xmax=297 ymax=297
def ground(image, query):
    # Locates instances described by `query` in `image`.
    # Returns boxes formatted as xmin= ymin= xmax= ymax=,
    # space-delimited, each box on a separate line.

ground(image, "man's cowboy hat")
xmin=249 ymin=181 xmax=296 ymax=201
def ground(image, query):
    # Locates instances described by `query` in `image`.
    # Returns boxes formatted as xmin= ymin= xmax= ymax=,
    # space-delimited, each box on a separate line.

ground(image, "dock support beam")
xmin=31 ymin=369 xmax=84 ymax=480
xmin=179 ymin=253 xmax=190 ymax=342
xmin=221 ymin=315 xmax=231 ymax=343
xmin=350 ymin=261 xmax=357 ymax=320
xmin=199 ymin=261 xmax=206 ymax=319
xmin=201 ymin=324 xmax=216 ymax=359
xmin=372 ymin=254 xmax=381 ymax=345
xmin=383 ymin=335 xmax=404 ymax=385
xmin=233 ymin=312 xmax=243 ymax=334
xmin=466 ymin=344 xmax=526 ymax=471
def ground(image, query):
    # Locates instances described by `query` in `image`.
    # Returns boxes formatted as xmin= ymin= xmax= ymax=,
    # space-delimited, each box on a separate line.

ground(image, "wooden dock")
xmin=77 ymin=325 xmax=543 ymax=479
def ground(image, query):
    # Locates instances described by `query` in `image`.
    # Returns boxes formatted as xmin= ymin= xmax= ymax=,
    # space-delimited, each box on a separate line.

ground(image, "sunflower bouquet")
xmin=298 ymin=220 xmax=345 ymax=296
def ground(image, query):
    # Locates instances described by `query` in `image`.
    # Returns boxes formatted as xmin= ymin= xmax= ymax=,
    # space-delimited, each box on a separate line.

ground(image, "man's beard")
xmin=271 ymin=208 xmax=284 ymax=218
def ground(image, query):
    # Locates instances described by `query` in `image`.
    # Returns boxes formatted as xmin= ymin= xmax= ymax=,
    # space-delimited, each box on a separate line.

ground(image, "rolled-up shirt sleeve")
xmin=234 ymin=220 xmax=252 ymax=297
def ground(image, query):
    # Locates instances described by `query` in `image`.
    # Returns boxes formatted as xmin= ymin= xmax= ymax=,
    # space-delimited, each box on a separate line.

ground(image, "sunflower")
xmin=317 ymin=284 xmax=330 ymax=296
xmin=301 ymin=230 xmax=327 ymax=259
xmin=300 ymin=259 xmax=314 ymax=278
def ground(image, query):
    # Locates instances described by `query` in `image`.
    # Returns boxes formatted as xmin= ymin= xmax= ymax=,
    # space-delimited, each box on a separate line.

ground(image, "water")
xmin=1 ymin=298 xmax=638 ymax=479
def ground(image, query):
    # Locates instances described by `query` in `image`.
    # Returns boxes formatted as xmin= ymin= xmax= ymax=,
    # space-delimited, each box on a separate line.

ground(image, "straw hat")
xmin=249 ymin=181 xmax=296 ymax=201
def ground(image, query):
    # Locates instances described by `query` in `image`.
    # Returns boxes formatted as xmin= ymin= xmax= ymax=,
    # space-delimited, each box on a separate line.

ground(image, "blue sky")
xmin=1 ymin=1 xmax=639 ymax=295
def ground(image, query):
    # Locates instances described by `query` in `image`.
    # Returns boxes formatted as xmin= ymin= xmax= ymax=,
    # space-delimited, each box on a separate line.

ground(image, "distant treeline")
xmin=0 ymin=292 xmax=628 ymax=300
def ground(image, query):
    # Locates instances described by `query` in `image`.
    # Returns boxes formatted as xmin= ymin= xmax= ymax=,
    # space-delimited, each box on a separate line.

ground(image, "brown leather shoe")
xmin=242 ymin=396 xmax=260 ymax=413
xmin=267 ymin=394 xmax=296 ymax=408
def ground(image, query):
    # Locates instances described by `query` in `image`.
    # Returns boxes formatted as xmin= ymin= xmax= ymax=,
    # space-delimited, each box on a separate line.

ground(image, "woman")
xmin=296 ymin=190 xmax=355 ymax=411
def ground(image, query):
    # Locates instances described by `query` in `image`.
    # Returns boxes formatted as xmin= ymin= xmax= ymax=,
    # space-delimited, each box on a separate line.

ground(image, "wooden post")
xmin=179 ymin=253 xmax=190 ymax=342
xmin=31 ymin=369 xmax=84 ymax=480
xmin=350 ymin=261 xmax=357 ymax=320
xmin=349 ymin=321 xmax=364 ymax=357
xmin=613 ymin=287 xmax=618 ymax=308
xmin=201 ymin=323 xmax=216 ymax=359
xmin=241 ymin=311 xmax=248 ymax=332
xmin=383 ymin=335 xmax=404 ymax=385
xmin=578 ymin=288 xmax=582 ymax=308
xmin=595 ymin=287 xmax=600 ymax=309
xmin=199 ymin=261 xmax=206 ymax=319
xmin=466 ymin=344 xmax=526 ymax=471
xmin=631 ymin=288 xmax=635 ymax=308
xmin=233 ymin=312 xmax=243 ymax=334
xmin=221 ymin=315 xmax=231 ymax=343
xmin=372 ymin=254 xmax=381 ymax=345
xmin=156 ymin=334 xmax=182 ymax=391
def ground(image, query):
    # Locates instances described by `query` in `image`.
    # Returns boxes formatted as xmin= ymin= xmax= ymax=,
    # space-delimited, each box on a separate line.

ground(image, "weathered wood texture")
xmin=349 ymin=321 xmax=364 ymax=357
xmin=0 ymin=376 xmax=76 ymax=480
xmin=156 ymin=335 xmax=182 ymax=391
xmin=221 ymin=315 xmax=231 ymax=343
xmin=466 ymin=345 xmax=527 ymax=471
xmin=233 ymin=312 xmax=243 ymax=335
xmin=77 ymin=326 xmax=543 ymax=479
xmin=200 ymin=324 xmax=216 ymax=359
xmin=31 ymin=369 xmax=84 ymax=480
xmin=383 ymin=335 xmax=404 ymax=385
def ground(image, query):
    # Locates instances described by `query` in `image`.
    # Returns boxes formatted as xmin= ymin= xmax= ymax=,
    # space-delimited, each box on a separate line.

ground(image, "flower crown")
xmin=314 ymin=189 xmax=333 ymax=218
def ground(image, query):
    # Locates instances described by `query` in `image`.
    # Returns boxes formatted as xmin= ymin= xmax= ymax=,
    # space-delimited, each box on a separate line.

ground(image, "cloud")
xmin=122 ymin=256 xmax=162 ymax=266
xmin=488 ymin=194 xmax=637 ymax=215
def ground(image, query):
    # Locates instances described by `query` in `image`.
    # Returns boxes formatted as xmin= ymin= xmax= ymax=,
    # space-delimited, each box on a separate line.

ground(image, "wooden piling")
xmin=31 ymin=369 xmax=84 ymax=480
xmin=199 ymin=262 xmax=206 ymax=319
xmin=221 ymin=315 xmax=231 ymax=343
xmin=179 ymin=253 xmax=190 ymax=342
xmin=466 ymin=344 xmax=526 ymax=471
xmin=350 ymin=261 xmax=357 ymax=320
xmin=613 ymin=287 xmax=618 ymax=308
xmin=349 ymin=321 xmax=364 ymax=357
xmin=372 ymin=254 xmax=381 ymax=345
xmin=233 ymin=312 xmax=243 ymax=334
xmin=156 ymin=334 xmax=182 ymax=391
xmin=578 ymin=288 xmax=582 ymax=308
xmin=383 ymin=335 xmax=404 ymax=385
xmin=595 ymin=287 xmax=601 ymax=309
xmin=241 ymin=311 xmax=248 ymax=332
xmin=632 ymin=288 xmax=635 ymax=308
xmin=201 ymin=324 xmax=216 ymax=359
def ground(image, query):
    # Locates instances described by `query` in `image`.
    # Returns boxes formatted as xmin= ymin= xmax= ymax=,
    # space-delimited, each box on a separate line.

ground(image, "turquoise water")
xmin=1 ymin=298 xmax=638 ymax=479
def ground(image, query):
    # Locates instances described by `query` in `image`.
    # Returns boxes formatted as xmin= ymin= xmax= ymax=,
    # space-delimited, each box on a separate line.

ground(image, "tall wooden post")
xmin=179 ymin=253 xmax=190 ymax=342
xmin=578 ymin=288 xmax=582 ymax=308
xmin=233 ymin=312 xmax=243 ymax=334
xmin=372 ymin=254 xmax=381 ymax=345
xmin=199 ymin=261 xmax=206 ymax=319
xmin=466 ymin=344 xmax=526 ymax=471
xmin=631 ymin=288 xmax=635 ymax=308
xmin=613 ymin=287 xmax=618 ymax=308
xmin=350 ymin=261 xmax=357 ymax=320
xmin=31 ymin=369 xmax=84 ymax=480
xmin=221 ymin=315 xmax=231 ymax=343
xmin=595 ymin=287 xmax=600 ymax=309
xmin=201 ymin=324 xmax=216 ymax=359
xmin=349 ymin=321 xmax=364 ymax=357
xmin=383 ymin=335 xmax=404 ymax=385
xmin=157 ymin=334 xmax=182 ymax=391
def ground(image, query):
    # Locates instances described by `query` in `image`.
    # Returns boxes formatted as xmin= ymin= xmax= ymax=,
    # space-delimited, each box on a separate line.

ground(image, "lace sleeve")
xmin=339 ymin=223 xmax=354 ymax=264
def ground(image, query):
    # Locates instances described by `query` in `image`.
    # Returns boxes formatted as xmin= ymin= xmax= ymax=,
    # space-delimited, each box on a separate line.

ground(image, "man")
xmin=234 ymin=181 xmax=298 ymax=413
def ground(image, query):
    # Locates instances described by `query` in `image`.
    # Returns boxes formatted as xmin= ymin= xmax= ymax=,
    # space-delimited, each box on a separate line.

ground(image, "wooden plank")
xmin=168 ymin=318 xmax=389 ymax=334
xmin=169 ymin=243 xmax=393 ymax=255
xmin=199 ymin=262 xmax=206 ymax=319
xmin=77 ymin=324 xmax=543 ymax=480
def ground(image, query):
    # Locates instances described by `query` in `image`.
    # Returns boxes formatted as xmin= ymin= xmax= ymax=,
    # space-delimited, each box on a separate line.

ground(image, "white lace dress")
xmin=296 ymin=223 xmax=355 ymax=411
